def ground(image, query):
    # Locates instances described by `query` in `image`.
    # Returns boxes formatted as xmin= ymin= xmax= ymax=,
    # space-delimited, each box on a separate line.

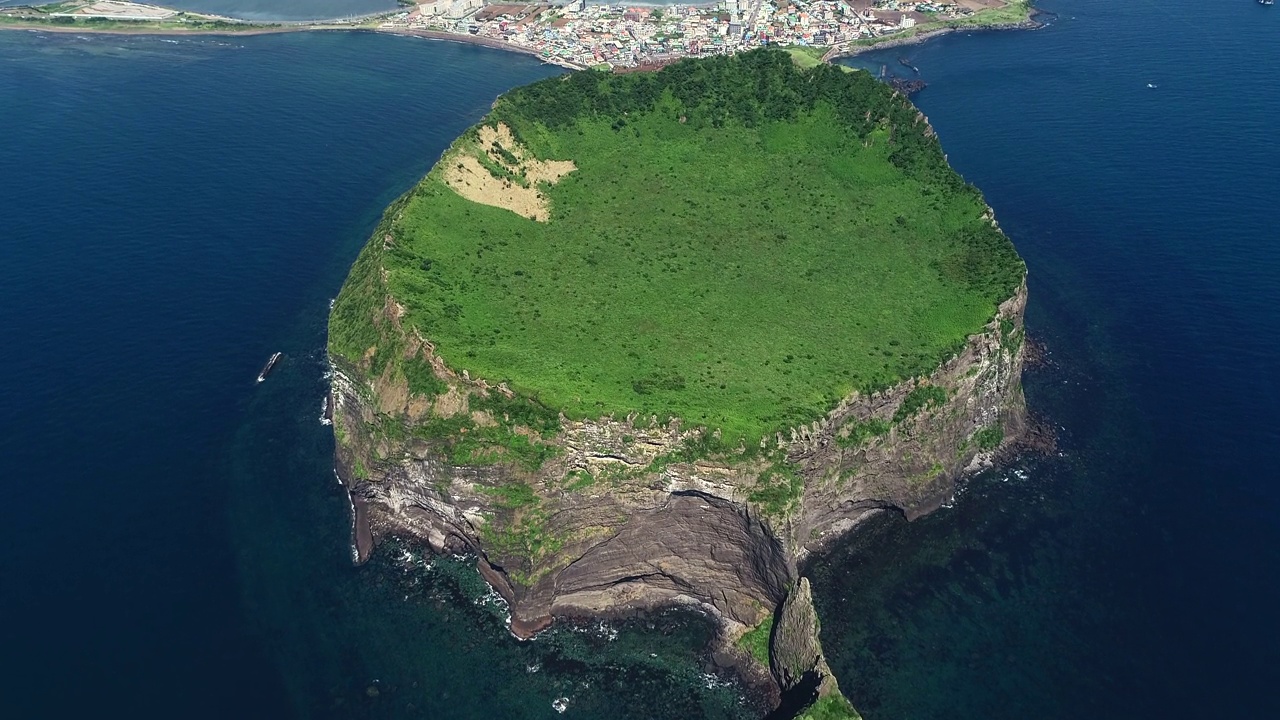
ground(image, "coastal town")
xmin=2 ymin=0 xmax=1027 ymax=69
xmin=386 ymin=0 xmax=1020 ymax=68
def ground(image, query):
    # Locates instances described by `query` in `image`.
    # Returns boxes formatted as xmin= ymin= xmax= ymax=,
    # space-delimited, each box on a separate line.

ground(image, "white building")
xmin=418 ymin=0 xmax=448 ymax=17
xmin=445 ymin=0 xmax=482 ymax=20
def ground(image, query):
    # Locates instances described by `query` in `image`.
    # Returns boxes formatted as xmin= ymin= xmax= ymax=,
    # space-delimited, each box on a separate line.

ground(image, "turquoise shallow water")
xmin=2 ymin=0 xmax=1278 ymax=717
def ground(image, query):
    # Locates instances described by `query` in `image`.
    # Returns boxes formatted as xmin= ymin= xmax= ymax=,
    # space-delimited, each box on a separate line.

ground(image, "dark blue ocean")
xmin=0 ymin=1 xmax=1276 ymax=717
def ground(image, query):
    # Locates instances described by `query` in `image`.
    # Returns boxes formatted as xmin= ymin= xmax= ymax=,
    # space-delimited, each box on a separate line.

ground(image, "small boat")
xmin=1147 ymin=83 xmax=1158 ymax=88
xmin=1261 ymin=0 xmax=1274 ymax=6
xmin=257 ymin=352 xmax=283 ymax=383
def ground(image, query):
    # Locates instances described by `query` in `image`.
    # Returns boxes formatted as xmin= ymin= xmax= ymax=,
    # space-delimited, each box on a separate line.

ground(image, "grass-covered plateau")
xmin=330 ymin=49 xmax=1024 ymax=449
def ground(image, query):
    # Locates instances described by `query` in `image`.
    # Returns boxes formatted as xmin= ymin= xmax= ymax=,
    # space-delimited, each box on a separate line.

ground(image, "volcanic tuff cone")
xmin=327 ymin=49 xmax=1026 ymax=717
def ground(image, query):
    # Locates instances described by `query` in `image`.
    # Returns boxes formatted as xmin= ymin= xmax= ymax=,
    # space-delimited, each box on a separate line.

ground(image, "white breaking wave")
xmin=700 ymin=672 xmax=734 ymax=690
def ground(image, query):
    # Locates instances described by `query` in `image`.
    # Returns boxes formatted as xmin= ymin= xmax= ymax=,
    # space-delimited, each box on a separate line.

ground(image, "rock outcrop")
xmin=772 ymin=578 xmax=832 ymax=691
xmin=772 ymin=577 xmax=863 ymax=718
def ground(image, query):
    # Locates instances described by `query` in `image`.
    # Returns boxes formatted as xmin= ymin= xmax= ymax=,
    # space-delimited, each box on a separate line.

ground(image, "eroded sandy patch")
xmin=441 ymin=123 xmax=575 ymax=222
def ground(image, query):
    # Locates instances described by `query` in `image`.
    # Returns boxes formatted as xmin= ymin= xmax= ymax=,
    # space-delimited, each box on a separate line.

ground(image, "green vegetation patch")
xmin=402 ymin=355 xmax=448 ymax=397
xmin=999 ymin=316 xmax=1024 ymax=354
xmin=837 ymin=417 xmax=891 ymax=448
xmin=796 ymin=692 xmax=863 ymax=720
xmin=477 ymin=481 xmax=539 ymax=510
xmin=470 ymin=391 xmax=561 ymax=438
xmin=477 ymin=480 xmax=567 ymax=584
xmin=562 ymin=469 xmax=597 ymax=493
xmin=748 ymin=461 xmax=805 ymax=517
xmin=958 ymin=0 xmax=1033 ymax=27
xmin=737 ymin=615 xmax=774 ymax=666
xmin=407 ymin=407 xmax=561 ymax=471
xmin=785 ymin=46 xmax=828 ymax=70
xmin=330 ymin=49 xmax=1024 ymax=447
xmin=850 ymin=0 xmax=1032 ymax=48
xmin=480 ymin=508 xmax=560 ymax=585
xmin=893 ymin=384 xmax=949 ymax=423
xmin=450 ymin=422 xmax=560 ymax=471
xmin=352 ymin=458 xmax=370 ymax=481
xmin=974 ymin=424 xmax=1004 ymax=451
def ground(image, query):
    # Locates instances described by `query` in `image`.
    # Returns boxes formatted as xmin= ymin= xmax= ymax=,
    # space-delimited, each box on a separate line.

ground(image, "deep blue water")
xmin=818 ymin=1 xmax=1280 ymax=717
xmin=1 ymin=0 xmax=1277 ymax=717
xmin=0 ymin=28 xmax=761 ymax=720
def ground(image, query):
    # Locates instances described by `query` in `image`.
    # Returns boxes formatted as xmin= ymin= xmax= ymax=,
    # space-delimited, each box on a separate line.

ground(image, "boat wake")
xmin=256 ymin=351 xmax=282 ymax=382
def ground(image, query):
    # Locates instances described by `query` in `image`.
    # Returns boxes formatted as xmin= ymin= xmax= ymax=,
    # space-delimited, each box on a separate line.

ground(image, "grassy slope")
xmin=797 ymin=693 xmax=862 ymax=720
xmin=331 ymin=51 xmax=1023 ymax=446
xmin=737 ymin=616 xmax=774 ymax=666
xmin=785 ymin=46 xmax=828 ymax=69
xmin=959 ymin=0 xmax=1034 ymax=27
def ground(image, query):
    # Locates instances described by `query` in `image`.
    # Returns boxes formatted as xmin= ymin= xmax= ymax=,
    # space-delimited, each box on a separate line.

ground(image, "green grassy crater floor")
xmin=331 ymin=51 xmax=1023 ymax=444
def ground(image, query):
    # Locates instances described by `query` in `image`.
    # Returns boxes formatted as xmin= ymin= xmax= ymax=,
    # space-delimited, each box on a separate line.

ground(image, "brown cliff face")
xmin=789 ymin=281 xmax=1028 ymax=554
xmin=330 ymin=278 xmax=1025 ymax=646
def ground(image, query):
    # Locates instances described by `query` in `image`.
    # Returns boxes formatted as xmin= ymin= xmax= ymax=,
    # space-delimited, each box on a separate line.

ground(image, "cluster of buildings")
xmin=380 ymin=0 xmax=991 ymax=68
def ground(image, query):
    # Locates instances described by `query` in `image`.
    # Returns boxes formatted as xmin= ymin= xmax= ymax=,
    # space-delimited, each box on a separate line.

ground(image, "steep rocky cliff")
xmin=332 ymin=277 xmax=1024 ymax=633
